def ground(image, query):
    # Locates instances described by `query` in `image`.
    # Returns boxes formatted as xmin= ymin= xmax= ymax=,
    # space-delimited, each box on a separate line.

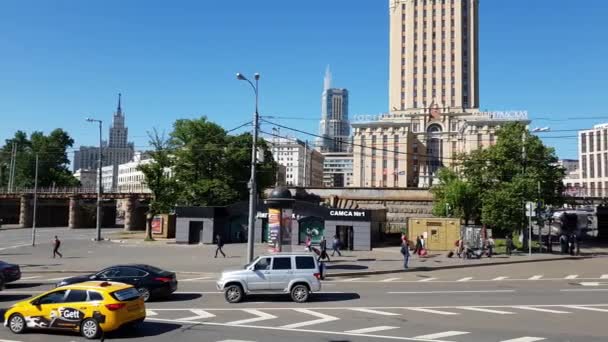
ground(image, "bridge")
xmin=0 ymin=188 xmax=152 ymax=230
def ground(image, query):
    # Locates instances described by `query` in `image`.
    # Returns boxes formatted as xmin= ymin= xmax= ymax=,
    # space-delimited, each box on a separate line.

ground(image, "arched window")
xmin=427 ymin=124 xmax=443 ymax=133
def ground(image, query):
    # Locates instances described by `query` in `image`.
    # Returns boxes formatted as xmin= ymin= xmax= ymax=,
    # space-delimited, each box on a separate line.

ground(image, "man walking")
xmin=214 ymin=234 xmax=226 ymax=258
xmin=400 ymin=240 xmax=410 ymax=269
xmin=53 ymin=236 xmax=63 ymax=258
xmin=331 ymin=235 xmax=342 ymax=257
xmin=318 ymin=236 xmax=330 ymax=262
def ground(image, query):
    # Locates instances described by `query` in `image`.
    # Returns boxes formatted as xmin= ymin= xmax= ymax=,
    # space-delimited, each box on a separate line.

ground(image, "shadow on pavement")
xmin=326 ymin=264 xmax=368 ymax=271
xmin=242 ymin=292 xmax=360 ymax=303
xmin=159 ymin=293 xmax=202 ymax=302
xmin=6 ymin=282 xmax=46 ymax=289
xmin=107 ymin=321 xmax=183 ymax=339
xmin=0 ymin=294 xmax=32 ymax=303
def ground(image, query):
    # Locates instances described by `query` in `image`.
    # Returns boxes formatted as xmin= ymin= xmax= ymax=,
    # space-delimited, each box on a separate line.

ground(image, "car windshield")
xmin=243 ymin=256 xmax=260 ymax=269
xmin=111 ymin=287 xmax=141 ymax=301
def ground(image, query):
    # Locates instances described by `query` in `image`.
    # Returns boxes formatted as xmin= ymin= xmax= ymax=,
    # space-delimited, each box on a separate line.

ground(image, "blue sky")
xmin=1 ymin=0 xmax=607 ymax=160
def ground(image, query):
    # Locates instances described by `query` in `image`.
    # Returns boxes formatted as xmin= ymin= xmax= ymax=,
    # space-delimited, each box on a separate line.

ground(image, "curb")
xmin=326 ymin=256 xmax=591 ymax=278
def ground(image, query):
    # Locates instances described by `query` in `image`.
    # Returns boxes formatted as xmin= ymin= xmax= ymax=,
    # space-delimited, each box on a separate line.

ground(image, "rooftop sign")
xmin=477 ymin=111 xmax=529 ymax=121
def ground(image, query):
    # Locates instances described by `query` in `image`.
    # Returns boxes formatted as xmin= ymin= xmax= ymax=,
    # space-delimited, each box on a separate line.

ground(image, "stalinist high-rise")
xmin=389 ymin=0 xmax=479 ymax=112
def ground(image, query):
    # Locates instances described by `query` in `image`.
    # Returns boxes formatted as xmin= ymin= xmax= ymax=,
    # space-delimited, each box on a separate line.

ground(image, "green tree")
xmin=432 ymin=122 xmax=565 ymax=236
xmin=431 ymin=168 xmax=480 ymax=224
xmin=0 ymin=129 xmax=78 ymax=189
xmin=138 ymin=130 xmax=179 ymax=241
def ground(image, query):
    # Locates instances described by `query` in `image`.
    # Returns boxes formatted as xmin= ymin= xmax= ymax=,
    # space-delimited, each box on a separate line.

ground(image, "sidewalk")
xmin=3 ymin=233 xmax=601 ymax=278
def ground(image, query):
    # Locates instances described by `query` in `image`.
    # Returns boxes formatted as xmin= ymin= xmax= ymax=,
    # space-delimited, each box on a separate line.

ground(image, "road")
xmin=2 ymin=260 xmax=608 ymax=342
xmin=0 ymin=227 xmax=121 ymax=251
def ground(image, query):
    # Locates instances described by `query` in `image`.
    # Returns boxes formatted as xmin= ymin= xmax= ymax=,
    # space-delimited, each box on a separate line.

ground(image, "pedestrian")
xmin=560 ymin=234 xmax=568 ymax=254
xmin=419 ymin=235 xmax=426 ymax=255
xmin=305 ymin=235 xmax=312 ymax=252
xmin=414 ymin=236 xmax=422 ymax=255
xmin=400 ymin=240 xmax=410 ymax=269
xmin=318 ymin=236 xmax=330 ymax=262
xmin=506 ymin=235 xmax=513 ymax=256
xmin=53 ymin=235 xmax=63 ymax=258
xmin=214 ymin=234 xmax=226 ymax=258
xmin=569 ymin=233 xmax=577 ymax=256
xmin=331 ymin=235 xmax=342 ymax=257
xmin=486 ymin=237 xmax=495 ymax=257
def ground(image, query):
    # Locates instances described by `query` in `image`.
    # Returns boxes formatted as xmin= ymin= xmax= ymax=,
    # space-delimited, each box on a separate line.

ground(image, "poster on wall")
xmin=281 ymin=208 xmax=292 ymax=251
xmin=268 ymin=208 xmax=281 ymax=252
xmin=151 ymin=217 xmax=163 ymax=234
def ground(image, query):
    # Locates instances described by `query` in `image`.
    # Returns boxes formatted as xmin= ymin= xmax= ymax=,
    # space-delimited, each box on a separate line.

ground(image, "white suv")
xmin=217 ymin=253 xmax=322 ymax=303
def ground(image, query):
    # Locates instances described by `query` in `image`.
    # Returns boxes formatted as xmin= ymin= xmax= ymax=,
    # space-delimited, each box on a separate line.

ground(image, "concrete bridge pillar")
xmin=124 ymin=196 xmax=137 ymax=231
xmin=69 ymin=196 xmax=81 ymax=228
xmin=19 ymin=195 xmax=33 ymax=228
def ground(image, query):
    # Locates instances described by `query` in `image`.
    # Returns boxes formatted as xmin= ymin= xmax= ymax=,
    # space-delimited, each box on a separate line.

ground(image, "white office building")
xmin=267 ymin=136 xmax=324 ymax=187
xmin=323 ymin=152 xmax=354 ymax=188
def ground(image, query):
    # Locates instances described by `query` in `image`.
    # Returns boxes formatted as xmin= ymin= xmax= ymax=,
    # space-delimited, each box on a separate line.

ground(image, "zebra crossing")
xmin=145 ymin=304 xmax=608 ymax=341
xmin=327 ymin=274 xmax=608 ymax=283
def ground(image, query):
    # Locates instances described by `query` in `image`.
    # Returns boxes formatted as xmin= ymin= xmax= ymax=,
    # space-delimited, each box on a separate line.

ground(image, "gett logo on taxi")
xmin=58 ymin=308 xmax=82 ymax=321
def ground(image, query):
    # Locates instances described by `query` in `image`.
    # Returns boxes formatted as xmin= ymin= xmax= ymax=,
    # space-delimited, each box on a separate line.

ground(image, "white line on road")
xmin=565 ymin=275 xmax=578 ymax=279
xmin=349 ymin=308 xmax=400 ymax=316
xmin=460 ymin=307 xmax=515 ymax=315
xmin=406 ymin=308 xmax=459 ymax=316
xmin=418 ymin=278 xmax=436 ymax=282
xmin=382 ymin=278 xmax=401 ymax=282
xmin=413 ymin=331 xmax=470 ymax=340
xmin=0 ymin=339 xmax=24 ymax=342
xmin=281 ymin=309 xmax=340 ymax=329
xmin=18 ymin=276 xmax=41 ymax=280
xmin=145 ymin=310 xmax=158 ymax=316
xmin=601 ymin=274 xmax=608 ymax=279
xmin=346 ymin=326 xmax=400 ymax=334
xmin=563 ymin=305 xmax=608 ymax=313
xmin=388 ymin=290 xmax=516 ymax=295
xmin=528 ymin=275 xmax=543 ymax=280
xmin=178 ymin=309 xmax=216 ymax=321
xmin=499 ymin=338 xmax=546 ymax=342
xmin=46 ymin=277 xmax=67 ymax=281
xmin=342 ymin=277 xmax=362 ymax=282
xmin=514 ymin=306 xmax=570 ymax=314
xmin=457 ymin=277 xmax=473 ymax=282
xmin=0 ymin=244 xmax=30 ymax=251
xmin=561 ymin=289 xmax=608 ymax=292
xmin=182 ymin=277 xmax=212 ymax=282
xmin=493 ymin=276 xmax=509 ymax=281
xmin=227 ymin=309 xmax=277 ymax=325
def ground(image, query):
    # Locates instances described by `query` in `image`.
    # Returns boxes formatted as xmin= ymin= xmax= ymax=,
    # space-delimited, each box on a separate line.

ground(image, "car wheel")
xmin=137 ymin=287 xmax=151 ymax=302
xmin=224 ymin=284 xmax=243 ymax=303
xmin=291 ymin=284 xmax=310 ymax=303
xmin=8 ymin=314 xmax=26 ymax=334
xmin=80 ymin=318 xmax=101 ymax=339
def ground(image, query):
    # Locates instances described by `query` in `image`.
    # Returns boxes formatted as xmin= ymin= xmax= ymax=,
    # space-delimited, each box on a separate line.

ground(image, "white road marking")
xmin=350 ymin=308 xmax=400 ymax=316
xmin=460 ymin=307 xmax=515 ymax=315
xmin=0 ymin=339 xmax=24 ymax=342
xmin=18 ymin=276 xmax=41 ymax=280
xmin=146 ymin=310 xmax=158 ymax=316
xmin=565 ymin=275 xmax=578 ymax=279
xmin=418 ymin=278 xmax=436 ymax=282
xmin=346 ymin=326 xmax=399 ymax=334
xmin=514 ymin=306 xmax=570 ymax=314
xmin=389 ymin=290 xmax=516 ymax=295
xmin=217 ymin=340 xmax=255 ymax=342
xmin=561 ymin=289 xmax=608 ymax=292
xmin=564 ymin=305 xmax=608 ymax=313
xmin=0 ymin=243 xmax=30 ymax=251
xmin=281 ymin=309 xmax=339 ymax=329
xmin=47 ymin=277 xmax=67 ymax=281
xmin=528 ymin=275 xmax=543 ymax=280
xmin=342 ymin=277 xmax=362 ymax=282
xmin=227 ymin=310 xmax=277 ymax=325
xmin=148 ymin=317 xmax=457 ymax=342
xmin=457 ymin=277 xmax=473 ymax=282
xmin=579 ymin=282 xmax=601 ymax=286
xmin=406 ymin=308 xmax=459 ymax=316
xmin=413 ymin=331 xmax=470 ymax=339
xmin=601 ymin=274 xmax=608 ymax=279
xmin=179 ymin=309 xmax=216 ymax=321
xmin=382 ymin=278 xmax=401 ymax=282
xmin=499 ymin=337 xmax=546 ymax=342
xmin=182 ymin=277 xmax=212 ymax=282
xmin=493 ymin=276 xmax=508 ymax=281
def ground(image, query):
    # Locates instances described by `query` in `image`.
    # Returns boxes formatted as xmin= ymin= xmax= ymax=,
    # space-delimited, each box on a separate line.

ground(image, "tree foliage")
xmin=432 ymin=122 xmax=565 ymax=235
xmin=0 ymin=129 xmax=78 ymax=188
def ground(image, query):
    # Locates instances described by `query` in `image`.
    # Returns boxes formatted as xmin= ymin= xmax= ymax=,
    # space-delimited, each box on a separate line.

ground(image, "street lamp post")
xmin=86 ymin=118 xmax=103 ymax=242
xmin=237 ymin=72 xmax=260 ymax=263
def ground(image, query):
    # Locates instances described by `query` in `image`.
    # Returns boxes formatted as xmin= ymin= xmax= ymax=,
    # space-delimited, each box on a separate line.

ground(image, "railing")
xmin=0 ymin=187 xmax=150 ymax=195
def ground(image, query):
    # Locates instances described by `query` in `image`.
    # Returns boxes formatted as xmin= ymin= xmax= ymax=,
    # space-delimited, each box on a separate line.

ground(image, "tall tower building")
xmin=317 ymin=66 xmax=350 ymax=153
xmin=109 ymin=93 xmax=129 ymax=148
xmin=389 ymin=0 xmax=479 ymax=112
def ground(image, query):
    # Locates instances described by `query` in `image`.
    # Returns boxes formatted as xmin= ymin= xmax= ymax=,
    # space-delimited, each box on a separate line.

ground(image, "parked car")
xmin=217 ymin=252 xmax=322 ymax=303
xmin=4 ymin=281 xmax=146 ymax=339
xmin=0 ymin=261 xmax=21 ymax=290
xmin=56 ymin=264 xmax=177 ymax=302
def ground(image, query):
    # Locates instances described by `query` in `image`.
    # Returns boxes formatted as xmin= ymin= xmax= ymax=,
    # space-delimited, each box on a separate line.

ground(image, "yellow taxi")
xmin=4 ymin=281 xmax=146 ymax=339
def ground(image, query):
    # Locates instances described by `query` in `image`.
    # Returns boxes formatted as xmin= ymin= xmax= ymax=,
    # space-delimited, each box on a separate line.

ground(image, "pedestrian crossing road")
xmin=145 ymin=304 xmax=608 ymax=342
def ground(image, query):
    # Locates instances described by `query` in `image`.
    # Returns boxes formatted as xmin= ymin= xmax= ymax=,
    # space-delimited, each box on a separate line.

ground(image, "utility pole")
xmin=303 ymin=140 xmax=308 ymax=187
xmin=537 ymin=180 xmax=542 ymax=252
xmin=87 ymin=118 xmax=103 ymax=242
xmin=8 ymin=143 xmax=16 ymax=192
xmin=522 ymin=129 xmax=531 ymax=256
xmin=237 ymin=72 xmax=260 ymax=263
xmin=32 ymin=154 xmax=39 ymax=246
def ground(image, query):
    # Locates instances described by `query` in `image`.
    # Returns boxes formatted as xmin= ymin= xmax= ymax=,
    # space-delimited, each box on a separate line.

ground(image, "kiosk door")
xmin=337 ymin=226 xmax=354 ymax=251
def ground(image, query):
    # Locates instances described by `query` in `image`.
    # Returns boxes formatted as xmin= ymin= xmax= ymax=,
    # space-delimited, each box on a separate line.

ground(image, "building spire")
xmin=116 ymin=93 xmax=122 ymax=116
xmin=323 ymin=65 xmax=332 ymax=92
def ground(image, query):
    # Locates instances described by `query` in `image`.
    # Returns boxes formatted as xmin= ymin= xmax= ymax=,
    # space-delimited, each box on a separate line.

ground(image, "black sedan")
xmin=0 ymin=261 xmax=21 ymax=290
xmin=57 ymin=264 xmax=177 ymax=301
